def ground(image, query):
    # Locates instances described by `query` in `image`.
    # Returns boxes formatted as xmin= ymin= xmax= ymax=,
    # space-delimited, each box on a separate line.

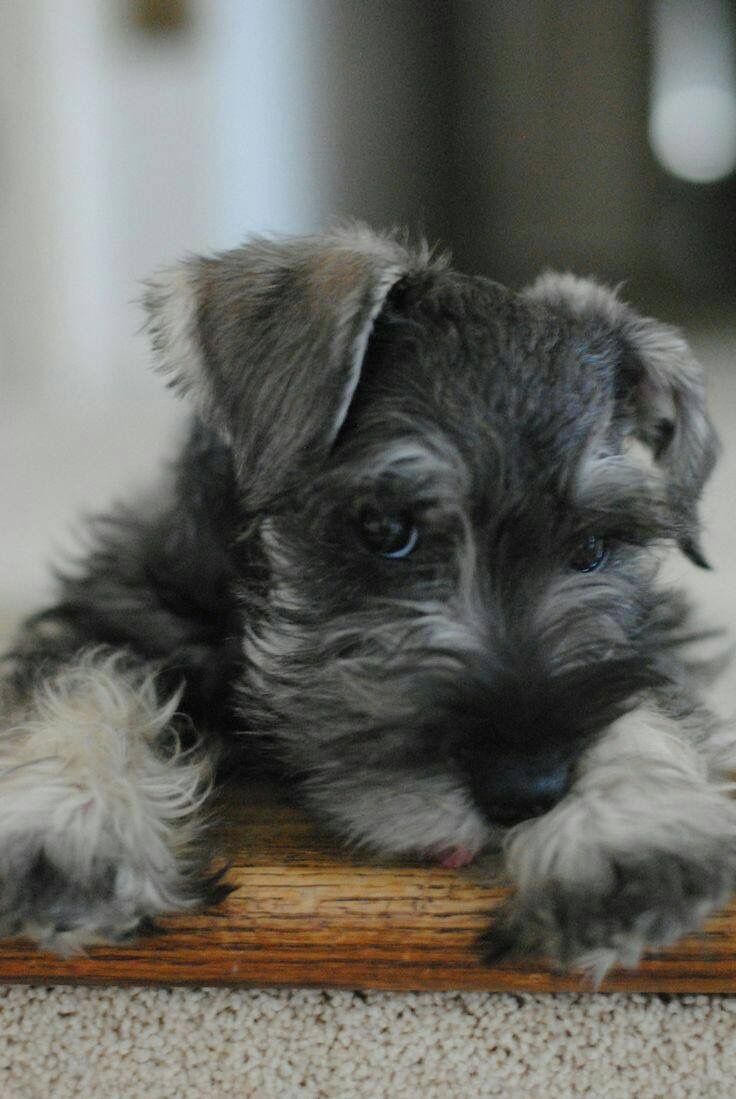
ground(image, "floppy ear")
xmin=143 ymin=226 xmax=437 ymax=509
xmin=524 ymin=273 xmax=719 ymax=567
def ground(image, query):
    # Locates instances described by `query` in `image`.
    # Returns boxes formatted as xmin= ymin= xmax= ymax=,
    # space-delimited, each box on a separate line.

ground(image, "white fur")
xmin=144 ymin=264 xmax=205 ymax=404
xmin=503 ymin=705 xmax=736 ymax=980
xmin=575 ymin=447 xmax=665 ymax=501
xmin=0 ymin=651 xmax=213 ymax=951
xmin=305 ymin=770 xmax=494 ymax=859
xmin=331 ymin=265 xmax=405 ymax=442
xmin=363 ymin=435 xmax=470 ymax=501
xmin=508 ymin=709 xmax=714 ymax=882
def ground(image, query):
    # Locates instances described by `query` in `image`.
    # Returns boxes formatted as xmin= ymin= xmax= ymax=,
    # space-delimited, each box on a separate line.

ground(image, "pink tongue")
xmin=436 ymin=846 xmax=475 ymax=869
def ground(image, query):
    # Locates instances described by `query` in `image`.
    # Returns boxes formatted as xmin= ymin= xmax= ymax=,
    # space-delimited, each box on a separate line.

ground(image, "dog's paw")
xmin=0 ymin=653 xmax=223 ymax=953
xmin=481 ymin=781 xmax=736 ymax=982
xmin=2 ymin=850 xmax=181 ymax=954
xmin=482 ymin=842 xmax=735 ymax=982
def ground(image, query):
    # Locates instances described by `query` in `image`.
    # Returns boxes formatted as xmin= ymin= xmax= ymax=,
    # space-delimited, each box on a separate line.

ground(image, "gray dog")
xmin=2 ymin=226 xmax=734 ymax=980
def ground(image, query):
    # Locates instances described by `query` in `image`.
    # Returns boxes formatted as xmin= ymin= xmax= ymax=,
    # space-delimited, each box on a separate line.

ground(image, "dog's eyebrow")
xmin=573 ymin=448 xmax=668 ymax=502
xmin=552 ymin=446 xmax=681 ymax=539
xmin=321 ymin=433 xmax=473 ymax=519
xmin=574 ymin=498 xmax=677 ymax=544
xmin=571 ymin=470 xmax=678 ymax=543
xmin=347 ymin=436 xmax=470 ymax=500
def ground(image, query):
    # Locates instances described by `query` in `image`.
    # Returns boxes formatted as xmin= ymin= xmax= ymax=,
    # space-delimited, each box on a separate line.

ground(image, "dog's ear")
xmin=143 ymin=226 xmax=437 ymax=508
xmin=524 ymin=274 xmax=719 ymax=567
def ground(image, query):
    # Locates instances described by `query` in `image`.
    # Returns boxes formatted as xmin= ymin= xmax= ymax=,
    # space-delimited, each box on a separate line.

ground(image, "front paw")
xmin=0 ymin=775 xmax=224 ymax=955
xmin=1 ymin=848 xmax=167 ymax=953
xmin=482 ymin=842 xmax=735 ymax=980
xmin=0 ymin=653 xmax=224 ymax=953
xmin=487 ymin=858 xmax=736 ymax=979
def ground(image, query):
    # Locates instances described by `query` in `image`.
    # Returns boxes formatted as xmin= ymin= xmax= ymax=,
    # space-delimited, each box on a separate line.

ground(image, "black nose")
xmin=470 ymin=755 xmax=572 ymax=826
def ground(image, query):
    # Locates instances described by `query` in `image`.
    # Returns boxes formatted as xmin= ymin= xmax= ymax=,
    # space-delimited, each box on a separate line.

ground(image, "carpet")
xmin=1 ymin=986 xmax=735 ymax=1098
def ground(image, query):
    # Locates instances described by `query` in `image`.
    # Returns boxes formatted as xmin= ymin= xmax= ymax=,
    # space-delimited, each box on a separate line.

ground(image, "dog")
xmin=1 ymin=225 xmax=734 ymax=980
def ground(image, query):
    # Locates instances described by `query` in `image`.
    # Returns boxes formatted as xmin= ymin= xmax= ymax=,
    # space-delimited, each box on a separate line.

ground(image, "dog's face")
xmin=145 ymin=229 xmax=717 ymax=863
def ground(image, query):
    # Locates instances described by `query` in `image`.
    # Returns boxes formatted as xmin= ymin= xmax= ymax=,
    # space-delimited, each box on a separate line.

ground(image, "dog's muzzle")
xmin=470 ymin=751 xmax=574 ymax=825
xmin=423 ymin=655 xmax=656 ymax=827
xmin=449 ymin=724 xmax=578 ymax=825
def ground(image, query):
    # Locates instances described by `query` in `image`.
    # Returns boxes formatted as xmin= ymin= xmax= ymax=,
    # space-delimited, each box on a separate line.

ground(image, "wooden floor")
xmin=1 ymin=782 xmax=736 ymax=992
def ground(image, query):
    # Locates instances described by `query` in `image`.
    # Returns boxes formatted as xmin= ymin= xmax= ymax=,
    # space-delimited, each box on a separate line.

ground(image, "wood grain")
xmin=1 ymin=781 xmax=736 ymax=992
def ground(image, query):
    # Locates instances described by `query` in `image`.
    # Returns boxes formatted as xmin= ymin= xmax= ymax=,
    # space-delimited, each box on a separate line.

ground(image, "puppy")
xmin=1 ymin=226 xmax=734 ymax=979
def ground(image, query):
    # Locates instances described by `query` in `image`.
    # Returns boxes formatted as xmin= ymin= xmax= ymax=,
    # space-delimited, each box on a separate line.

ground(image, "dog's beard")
xmin=237 ymin=545 xmax=675 ymax=858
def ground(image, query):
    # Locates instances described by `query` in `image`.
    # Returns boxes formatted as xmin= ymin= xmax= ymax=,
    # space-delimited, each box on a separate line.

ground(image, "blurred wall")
xmin=0 ymin=1 xmax=734 ymax=612
xmin=2 ymin=1 xmax=734 ymax=403
xmin=0 ymin=1 xmax=454 ymax=398
xmin=451 ymin=1 xmax=655 ymax=286
xmin=0 ymin=1 xmax=219 ymax=397
xmin=324 ymin=1 xmax=454 ymax=242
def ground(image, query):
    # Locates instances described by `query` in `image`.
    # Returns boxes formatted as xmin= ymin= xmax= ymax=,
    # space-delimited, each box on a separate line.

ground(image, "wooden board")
xmin=1 ymin=781 xmax=735 ymax=992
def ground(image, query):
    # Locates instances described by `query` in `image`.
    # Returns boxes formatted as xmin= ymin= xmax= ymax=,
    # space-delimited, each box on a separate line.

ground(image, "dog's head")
xmin=144 ymin=227 xmax=718 ymax=859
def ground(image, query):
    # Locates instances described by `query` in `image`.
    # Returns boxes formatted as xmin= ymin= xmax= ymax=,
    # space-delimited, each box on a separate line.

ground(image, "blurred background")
xmin=1 ymin=0 xmax=735 ymax=704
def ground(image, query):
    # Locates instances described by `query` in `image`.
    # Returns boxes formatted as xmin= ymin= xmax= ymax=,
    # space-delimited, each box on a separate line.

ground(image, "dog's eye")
xmin=357 ymin=506 xmax=419 ymax=559
xmin=570 ymin=535 xmax=608 ymax=573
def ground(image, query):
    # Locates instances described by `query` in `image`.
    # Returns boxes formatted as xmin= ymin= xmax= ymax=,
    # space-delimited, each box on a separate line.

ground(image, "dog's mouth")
xmin=429 ymin=845 xmax=478 ymax=869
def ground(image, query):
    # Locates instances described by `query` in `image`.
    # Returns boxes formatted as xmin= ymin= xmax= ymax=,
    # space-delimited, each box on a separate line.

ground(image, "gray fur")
xmin=1 ymin=225 xmax=733 ymax=979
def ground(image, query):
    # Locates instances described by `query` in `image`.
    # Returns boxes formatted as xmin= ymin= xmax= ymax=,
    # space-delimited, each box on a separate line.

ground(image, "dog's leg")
xmin=0 ymin=630 xmax=222 ymax=953
xmin=0 ymin=427 xmax=243 ymax=951
xmin=484 ymin=703 xmax=736 ymax=980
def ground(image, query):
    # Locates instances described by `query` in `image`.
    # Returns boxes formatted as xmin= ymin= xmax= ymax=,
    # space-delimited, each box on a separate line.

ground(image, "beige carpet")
xmin=1 ymin=321 xmax=736 ymax=1095
xmin=0 ymin=987 xmax=734 ymax=1098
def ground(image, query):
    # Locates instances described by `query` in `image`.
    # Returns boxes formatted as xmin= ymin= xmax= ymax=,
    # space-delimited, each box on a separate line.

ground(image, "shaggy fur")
xmin=1 ymin=226 xmax=733 ymax=977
